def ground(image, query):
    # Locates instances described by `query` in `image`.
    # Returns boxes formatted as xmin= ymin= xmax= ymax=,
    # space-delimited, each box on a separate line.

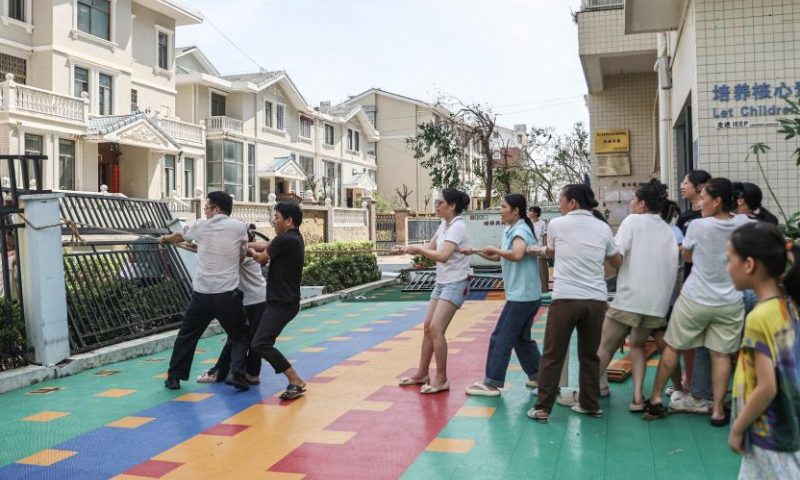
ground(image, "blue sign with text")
xmin=712 ymin=81 xmax=799 ymax=119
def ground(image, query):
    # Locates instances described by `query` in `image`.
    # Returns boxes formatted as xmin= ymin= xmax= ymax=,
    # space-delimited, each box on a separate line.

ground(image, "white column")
xmin=18 ymin=193 xmax=70 ymax=366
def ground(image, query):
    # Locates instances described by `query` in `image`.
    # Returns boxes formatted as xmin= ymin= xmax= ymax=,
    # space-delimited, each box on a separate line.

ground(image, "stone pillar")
xmin=394 ymin=208 xmax=410 ymax=246
xmin=325 ymin=198 xmax=334 ymax=243
xmin=18 ymin=193 xmax=70 ymax=366
xmin=363 ymin=196 xmax=376 ymax=242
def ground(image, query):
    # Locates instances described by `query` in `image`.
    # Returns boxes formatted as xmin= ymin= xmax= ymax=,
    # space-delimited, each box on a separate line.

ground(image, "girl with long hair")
xmin=391 ymin=188 xmax=472 ymax=394
xmin=463 ymin=193 xmax=542 ymax=396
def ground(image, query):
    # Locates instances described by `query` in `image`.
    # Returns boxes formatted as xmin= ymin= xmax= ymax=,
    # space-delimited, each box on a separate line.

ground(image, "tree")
xmin=450 ymin=101 xmax=497 ymax=209
xmin=406 ymin=120 xmax=466 ymax=191
xmin=521 ymin=123 xmax=590 ymax=202
xmin=551 ymin=122 xmax=590 ymax=185
xmin=395 ymin=184 xmax=413 ymax=209
xmin=304 ymin=173 xmax=322 ymax=201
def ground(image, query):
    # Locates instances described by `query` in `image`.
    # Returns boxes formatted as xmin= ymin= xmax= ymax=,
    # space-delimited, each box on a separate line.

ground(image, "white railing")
xmin=333 ymin=207 xmax=367 ymax=227
xmin=231 ymin=201 xmax=275 ymax=225
xmin=582 ymin=0 xmax=623 ymax=9
xmin=160 ymin=118 xmax=204 ymax=145
xmin=366 ymin=154 xmax=377 ymax=166
xmin=206 ymin=116 xmax=243 ymax=133
xmin=0 ymin=76 xmax=87 ymax=122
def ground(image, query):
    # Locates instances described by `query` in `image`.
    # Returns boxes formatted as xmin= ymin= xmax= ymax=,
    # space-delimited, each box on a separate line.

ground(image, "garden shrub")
xmin=302 ymin=241 xmax=381 ymax=292
xmin=0 ymin=298 xmax=26 ymax=371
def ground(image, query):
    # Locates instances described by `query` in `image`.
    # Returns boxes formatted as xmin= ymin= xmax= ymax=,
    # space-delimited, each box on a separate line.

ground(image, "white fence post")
xmin=18 ymin=193 xmax=70 ymax=366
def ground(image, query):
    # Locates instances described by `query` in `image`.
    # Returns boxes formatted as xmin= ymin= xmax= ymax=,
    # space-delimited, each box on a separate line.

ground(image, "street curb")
xmin=0 ymin=277 xmax=400 ymax=395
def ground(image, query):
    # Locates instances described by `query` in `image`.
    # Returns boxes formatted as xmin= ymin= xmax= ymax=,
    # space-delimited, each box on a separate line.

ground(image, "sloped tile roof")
xmin=221 ymin=70 xmax=284 ymax=87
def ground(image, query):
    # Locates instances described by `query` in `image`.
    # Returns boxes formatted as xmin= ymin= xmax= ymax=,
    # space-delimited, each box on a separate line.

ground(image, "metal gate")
xmin=60 ymin=193 xmax=193 ymax=354
xmin=376 ymin=213 xmax=396 ymax=253
xmin=0 ymin=154 xmax=47 ymax=371
xmin=403 ymin=268 xmax=505 ymax=292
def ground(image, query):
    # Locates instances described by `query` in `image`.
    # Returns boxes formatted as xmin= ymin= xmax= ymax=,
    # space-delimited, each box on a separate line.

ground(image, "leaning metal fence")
xmin=64 ymin=240 xmax=193 ymax=354
xmin=0 ymin=154 xmax=48 ymax=371
xmin=59 ymin=193 xmax=175 ymax=235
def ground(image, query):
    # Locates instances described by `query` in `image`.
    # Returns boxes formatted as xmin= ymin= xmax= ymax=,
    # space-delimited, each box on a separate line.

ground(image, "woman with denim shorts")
xmin=391 ymin=188 xmax=472 ymax=394
xmin=462 ymin=193 xmax=543 ymax=397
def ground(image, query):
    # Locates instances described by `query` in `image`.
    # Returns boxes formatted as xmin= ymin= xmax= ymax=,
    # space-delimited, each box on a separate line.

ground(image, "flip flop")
xmin=527 ymin=408 xmax=550 ymax=423
xmin=571 ymin=405 xmax=604 ymax=418
xmin=420 ymin=381 xmax=450 ymax=394
xmin=556 ymin=391 xmax=579 ymax=407
xmin=525 ymin=379 xmax=538 ymax=388
xmin=279 ymin=383 xmax=306 ymax=401
xmin=465 ymin=382 xmax=501 ymax=397
xmin=196 ymin=371 xmax=217 ymax=383
xmin=629 ymin=399 xmax=648 ymax=413
xmin=398 ymin=376 xmax=429 ymax=386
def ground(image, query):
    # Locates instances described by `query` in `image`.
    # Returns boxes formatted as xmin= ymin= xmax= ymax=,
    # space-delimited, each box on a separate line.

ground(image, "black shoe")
xmin=164 ymin=377 xmax=180 ymax=390
xmin=225 ymin=372 xmax=250 ymax=391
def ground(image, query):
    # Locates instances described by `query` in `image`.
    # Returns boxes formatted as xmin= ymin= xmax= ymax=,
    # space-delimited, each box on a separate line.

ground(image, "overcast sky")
xmin=178 ymin=0 xmax=588 ymax=134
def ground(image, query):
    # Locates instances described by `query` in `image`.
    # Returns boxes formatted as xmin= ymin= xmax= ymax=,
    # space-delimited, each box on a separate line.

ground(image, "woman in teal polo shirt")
xmin=463 ymin=193 xmax=542 ymax=396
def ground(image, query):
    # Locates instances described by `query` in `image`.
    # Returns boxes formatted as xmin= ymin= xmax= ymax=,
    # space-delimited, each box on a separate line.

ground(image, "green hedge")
xmin=302 ymin=241 xmax=381 ymax=292
xmin=0 ymin=299 xmax=26 ymax=371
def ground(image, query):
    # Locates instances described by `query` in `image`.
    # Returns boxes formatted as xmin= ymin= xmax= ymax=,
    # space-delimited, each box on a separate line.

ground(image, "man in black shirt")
xmin=249 ymin=201 xmax=307 ymax=400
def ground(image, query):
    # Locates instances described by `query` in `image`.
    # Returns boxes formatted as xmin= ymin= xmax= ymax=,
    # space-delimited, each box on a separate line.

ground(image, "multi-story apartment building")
xmin=0 ymin=0 xmax=206 ymax=199
xmin=577 ymin=0 xmax=800 ymax=222
xmin=344 ymin=88 xmax=481 ymax=212
xmin=174 ymin=47 xmax=379 ymax=208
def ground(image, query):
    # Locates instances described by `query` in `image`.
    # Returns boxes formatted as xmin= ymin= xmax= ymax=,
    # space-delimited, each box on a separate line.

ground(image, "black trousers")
xmin=251 ymin=301 xmax=299 ymax=374
xmin=211 ymin=302 xmax=267 ymax=381
xmin=167 ymin=290 xmax=249 ymax=381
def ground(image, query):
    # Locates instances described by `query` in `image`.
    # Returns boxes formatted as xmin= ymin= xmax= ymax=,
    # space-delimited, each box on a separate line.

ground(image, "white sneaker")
xmin=669 ymin=394 xmax=712 ymax=414
xmin=670 ymin=390 xmax=686 ymax=403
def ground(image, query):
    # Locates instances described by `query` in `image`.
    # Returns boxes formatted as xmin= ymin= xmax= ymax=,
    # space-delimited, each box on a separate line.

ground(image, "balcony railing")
xmin=0 ymin=74 xmax=88 ymax=122
xmin=582 ymin=0 xmax=623 ymax=9
xmin=366 ymin=154 xmax=377 ymax=166
xmin=206 ymin=115 xmax=243 ymax=134
xmin=159 ymin=118 xmax=204 ymax=145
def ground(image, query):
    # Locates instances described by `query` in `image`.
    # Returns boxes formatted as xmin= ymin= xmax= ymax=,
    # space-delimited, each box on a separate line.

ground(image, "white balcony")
xmin=159 ymin=117 xmax=204 ymax=145
xmin=366 ymin=154 xmax=377 ymax=166
xmin=0 ymin=74 xmax=88 ymax=123
xmin=206 ymin=115 xmax=243 ymax=134
xmin=582 ymin=0 xmax=623 ymax=9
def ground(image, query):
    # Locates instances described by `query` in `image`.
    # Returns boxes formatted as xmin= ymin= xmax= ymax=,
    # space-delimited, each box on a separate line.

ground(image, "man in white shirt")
xmin=160 ymin=191 xmax=252 ymax=391
xmin=528 ymin=206 xmax=549 ymax=293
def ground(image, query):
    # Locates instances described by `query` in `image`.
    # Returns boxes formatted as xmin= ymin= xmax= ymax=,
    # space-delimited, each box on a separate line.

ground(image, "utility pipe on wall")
xmin=656 ymin=32 xmax=672 ymax=186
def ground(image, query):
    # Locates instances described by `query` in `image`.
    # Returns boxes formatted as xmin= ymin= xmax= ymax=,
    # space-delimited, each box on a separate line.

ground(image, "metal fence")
xmin=0 ymin=154 xmax=48 ymax=371
xmin=376 ymin=213 xmax=396 ymax=253
xmin=408 ymin=217 xmax=440 ymax=244
xmin=60 ymin=193 xmax=174 ymax=235
xmin=64 ymin=240 xmax=192 ymax=353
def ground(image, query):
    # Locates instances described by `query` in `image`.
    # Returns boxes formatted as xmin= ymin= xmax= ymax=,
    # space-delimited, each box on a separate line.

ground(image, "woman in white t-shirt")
xmin=596 ymin=179 xmax=679 ymax=412
xmin=391 ymin=188 xmax=471 ymax=394
xmin=645 ymin=177 xmax=752 ymax=426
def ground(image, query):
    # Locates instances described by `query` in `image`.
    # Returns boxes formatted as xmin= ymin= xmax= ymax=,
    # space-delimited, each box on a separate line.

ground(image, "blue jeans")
xmin=484 ymin=299 xmax=542 ymax=388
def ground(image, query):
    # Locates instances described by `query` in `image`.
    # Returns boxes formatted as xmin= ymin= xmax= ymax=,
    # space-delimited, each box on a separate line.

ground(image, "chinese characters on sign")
xmin=712 ymin=81 xmax=799 ymax=119
xmin=594 ymin=130 xmax=630 ymax=154
xmin=716 ymin=120 xmax=750 ymax=129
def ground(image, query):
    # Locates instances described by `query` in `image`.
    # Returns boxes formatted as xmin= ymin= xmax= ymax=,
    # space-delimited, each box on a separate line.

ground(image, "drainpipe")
xmin=656 ymin=32 xmax=672 ymax=186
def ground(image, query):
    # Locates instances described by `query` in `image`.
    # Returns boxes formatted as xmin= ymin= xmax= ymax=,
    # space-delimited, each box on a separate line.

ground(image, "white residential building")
xmin=0 ymin=0 xmax=206 ymax=199
xmin=174 ymin=47 xmax=379 ymax=208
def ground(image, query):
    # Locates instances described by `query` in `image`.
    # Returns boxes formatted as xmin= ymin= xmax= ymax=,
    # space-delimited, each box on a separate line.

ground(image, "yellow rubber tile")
xmin=173 ymin=393 xmax=214 ymax=402
xmin=153 ymin=373 xmax=168 ymax=379
xmin=299 ymin=328 xmax=319 ymax=333
xmin=343 ymin=314 xmax=361 ymax=318
xmin=353 ymin=401 xmax=393 ymax=412
xmin=456 ymin=407 xmax=497 ymax=418
xmin=277 ymin=336 xmax=295 ymax=341
xmin=388 ymin=314 xmax=407 ymax=317
xmin=352 ymin=327 xmax=373 ymax=332
xmin=323 ymin=321 xmax=341 ymax=325
xmin=22 ymin=411 xmax=71 ymax=422
xmin=200 ymin=358 xmax=218 ymax=365
xmin=300 ymin=347 xmax=326 ymax=353
xmin=448 ymin=337 xmax=476 ymax=343
xmin=107 ymin=416 xmax=156 ymax=429
xmin=97 ymin=389 xmax=137 ymax=398
xmin=16 ymin=449 xmax=77 ymax=466
xmin=426 ymin=438 xmax=475 ymax=454
xmin=298 ymin=314 xmax=314 ymax=318
xmin=533 ymin=328 xmax=546 ymax=333
xmin=373 ymin=320 xmax=391 ymax=324
xmin=361 ymin=308 xmax=376 ymax=311
xmin=328 ymin=337 xmax=352 ymax=341
xmin=647 ymin=359 xmax=660 ymax=366
xmin=507 ymin=364 xmax=522 ymax=371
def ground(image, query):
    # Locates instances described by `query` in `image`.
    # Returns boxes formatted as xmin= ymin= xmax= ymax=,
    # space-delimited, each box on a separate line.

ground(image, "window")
xmin=74 ymin=66 xmax=89 ymax=98
xmin=259 ymin=178 xmax=271 ymax=201
xmin=299 ymin=156 xmax=314 ymax=193
xmin=163 ymin=155 xmax=176 ymax=197
xmin=98 ymin=73 xmax=112 ymax=115
xmin=9 ymin=0 xmax=24 ymax=22
xmin=364 ymin=106 xmax=376 ymax=127
xmin=130 ymin=89 xmax=138 ymax=112
xmin=59 ymin=139 xmax=76 ymax=190
xmin=276 ymin=104 xmax=285 ymax=130
xmin=157 ymin=31 xmax=169 ymax=70
xmin=206 ymin=139 xmax=243 ymax=200
xmin=264 ymin=101 xmax=273 ymax=128
xmin=299 ymin=115 xmax=312 ymax=139
xmin=77 ymin=0 xmax=111 ymax=41
xmin=211 ymin=93 xmax=226 ymax=117
xmin=324 ymin=124 xmax=334 ymax=146
xmin=354 ymin=131 xmax=360 ymax=152
xmin=247 ymin=144 xmax=255 ymax=202
xmin=346 ymin=129 xmax=353 ymax=150
xmin=368 ymin=170 xmax=376 ymax=182
xmin=24 ymin=134 xmax=43 ymax=181
xmin=184 ymin=157 xmax=194 ymax=197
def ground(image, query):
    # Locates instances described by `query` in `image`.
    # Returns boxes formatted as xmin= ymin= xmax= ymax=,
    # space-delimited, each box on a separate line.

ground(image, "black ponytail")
xmin=635 ymin=178 xmax=669 ymax=214
xmin=504 ymin=193 xmax=536 ymax=241
xmin=442 ymin=188 xmax=470 ymax=214
xmin=730 ymin=222 xmax=800 ymax=305
xmin=703 ymin=177 xmax=737 ymax=212
xmin=733 ymin=181 xmax=779 ymax=225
